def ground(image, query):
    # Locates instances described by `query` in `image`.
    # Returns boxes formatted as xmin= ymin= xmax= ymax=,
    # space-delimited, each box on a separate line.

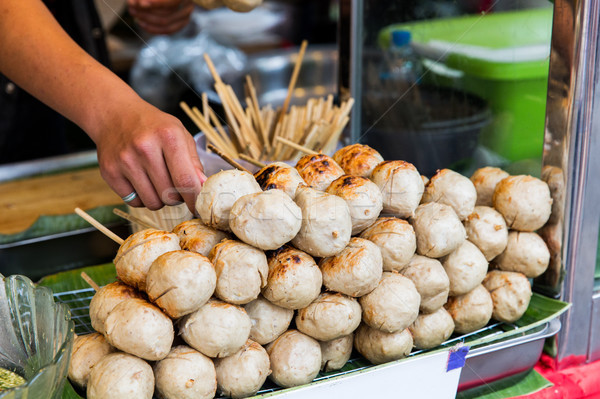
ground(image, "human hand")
xmin=128 ymin=0 xmax=194 ymax=35
xmin=92 ymin=100 xmax=206 ymax=212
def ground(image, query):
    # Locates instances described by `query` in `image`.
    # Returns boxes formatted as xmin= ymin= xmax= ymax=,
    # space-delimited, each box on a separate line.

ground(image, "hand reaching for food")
xmin=128 ymin=0 xmax=194 ymax=34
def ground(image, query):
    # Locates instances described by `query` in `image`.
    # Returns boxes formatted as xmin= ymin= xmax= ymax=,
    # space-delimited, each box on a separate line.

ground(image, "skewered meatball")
xmin=359 ymin=272 xmax=420 ymax=333
xmin=319 ymin=334 xmax=353 ymax=372
xmin=89 ymin=282 xmax=144 ymax=335
xmin=445 ymin=285 xmax=493 ymax=334
xmin=422 ymin=169 xmax=477 ymax=221
xmin=172 ymin=219 xmax=229 ymax=257
xmin=320 ymin=237 xmax=383 ymax=297
xmin=113 ymin=228 xmax=180 ymax=291
xmin=87 ymin=353 xmax=154 ymax=399
xmin=263 ymin=246 xmax=322 ymax=310
xmin=291 ymin=185 xmax=352 ymax=257
xmin=354 ymin=324 xmax=413 ymax=365
xmin=254 ymin=162 xmax=305 ymax=199
xmin=209 ymin=239 xmax=268 ymax=305
xmin=326 ymin=175 xmax=383 ymax=235
xmin=295 ymin=153 xmax=345 ymax=191
xmin=195 ymin=169 xmax=262 ymax=231
xmin=244 ymin=296 xmax=294 ymax=345
xmin=229 ymin=189 xmax=302 ymax=250
xmin=333 ymin=143 xmax=384 ymax=178
xmin=154 ymin=345 xmax=217 ymax=399
xmin=409 ymin=308 xmax=455 ymax=350
xmin=371 ymin=160 xmax=424 ymax=218
xmin=483 ymin=270 xmax=532 ymax=323
xmin=493 ymin=175 xmax=552 ymax=231
xmin=494 ymin=231 xmax=550 ymax=278
xmin=214 ymin=340 xmax=270 ymax=399
xmin=470 ymin=167 xmax=509 ymax=207
xmin=266 ymin=330 xmax=322 ymax=388
xmin=402 ymin=255 xmax=450 ymax=314
xmin=360 ymin=217 xmax=417 ymax=272
xmin=464 ymin=206 xmax=508 ymax=261
xmin=296 ymin=292 xmax=362 ymax=341
xmin=146 ymin=250 xmax=216 ymax=318
xmin=68 ymin=333 xmax=116 ymax=389
xmin=410 ymin=202 xmax=466 ymax=258
xmin=179 ymin=299 xmax=252 ymax=358
xmin=103 ymin=298 xmax=174 ymax=361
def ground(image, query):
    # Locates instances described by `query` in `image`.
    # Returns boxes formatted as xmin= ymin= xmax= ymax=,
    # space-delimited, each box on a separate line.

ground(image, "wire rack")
xmin=52 ymin=287 xmax=520 ymax=397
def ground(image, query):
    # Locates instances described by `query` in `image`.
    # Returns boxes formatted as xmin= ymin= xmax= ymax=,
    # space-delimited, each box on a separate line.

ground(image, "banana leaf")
xmin=457 ymin=369 xmax=552 ymax=399
xmin=0 ymin=205 xmax=126 ymax=245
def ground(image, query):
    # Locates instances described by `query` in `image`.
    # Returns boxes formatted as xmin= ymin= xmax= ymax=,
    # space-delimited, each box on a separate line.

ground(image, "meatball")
xmin=410 ymin=202 xmax=466 ymax=258
xmin=470 ymin=167 xmax=509 ymax=207
xmin=254 ymin=162 xmax=305 ymax=199
xmin=195 ymin=169 xmax=262 ymax=231
xmin=326 ymin=175 xmax=383 ymax=235
xmin=483 ymin=270 xmax=532 ymax=323
xmin=333 ymin=143 xmax=384 ymax=178
xmin=266 ymin=330 xmax=322 ymax=388
xmin=320 ymin=237 xmax=383 ymax=297
xmin=402 ymin=255 xmax=450 ymax=313
xmin=354 ymin=324 xmax=413 ymax=365
xmin=87 ymin=353 xmax=154 ymax=399
xmin=494 ymin=231 xmax=550 ymax=278
xmin=360 ymin=217 xmax=417 ymax=272
xmin=464 ymin=206 xmax=508 ymax=261
xmin=295 ymin=153 xmax=345 ymax=191
xmin=229 ymin=189 xmax=302 ymax=250
xmin=263 ymin=246 xmax=322 ymax=310
xmin=215 ymin=340 xmax=270 ymax=399
xmin=371 ymin=160 xmax=424 ymax=218
xmin=493 ymin=175 xmax=552 ymax=231
xmin=445 ymin=285 xmax=493 ymax=334
xmin=296 ymin=292 xmax=362 ymax=341
xmin=409 ymin=308 xmax=455 ymax=350
xmin=172 ymin=219 xmax=229 ymax=257
xmin=441 ymin=240 xmax=488 ymax=296
xmin=421 ymin=169 xmax=477 ymax=220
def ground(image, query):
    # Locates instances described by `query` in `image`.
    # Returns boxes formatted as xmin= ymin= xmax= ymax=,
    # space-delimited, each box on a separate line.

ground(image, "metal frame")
xmin=542 ymin=0 xmax=600 ymax=366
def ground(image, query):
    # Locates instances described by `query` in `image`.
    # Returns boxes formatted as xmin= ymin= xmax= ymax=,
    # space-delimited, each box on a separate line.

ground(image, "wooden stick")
xmin=275 ymin=136 xmax=318 ymax=155
xmin=203 ymin=53 xmax=223 ymax=85
xmin=80 ymin=272 xmax=100 ymax=292
xmin=246 ymin=75 xmax=270 ymax=151
xmin=208 ymin=107 xmax=238 ymax=156
xmin=75 ymin=207 xmax=124 ymax=245
xmin=201 ymin=93 xmax=209 ymax=122
xmin=113 ymin=208 xmax=157 ymax=230
xmin=207 ymin=143 xmax=252 ymax=174
xmin=277 ymin=40 xmax=308 ymax=125
xmin=239 ymin=154 xmax=266 ymax=168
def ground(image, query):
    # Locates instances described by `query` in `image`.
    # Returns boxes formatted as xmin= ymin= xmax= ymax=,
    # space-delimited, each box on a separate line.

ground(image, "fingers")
xmin=129 ymin=0 xmax=194 ymax=35
xmin=163 ymin=129 xmax=207 ymax=214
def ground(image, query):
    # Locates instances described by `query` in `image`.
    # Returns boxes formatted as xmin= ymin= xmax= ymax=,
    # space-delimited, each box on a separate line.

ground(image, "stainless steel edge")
xmin=541 ymin=0 xmax=600 ymax=366
xmin=466 ymin=319 xmax=561 ymax=358
xmin=587 ymin=292 xmax=600 ymax=362
xmin=0 ymin=150 xmax=98 ymax=183
xmin=338 ymin=0 xmax=363 ymax=144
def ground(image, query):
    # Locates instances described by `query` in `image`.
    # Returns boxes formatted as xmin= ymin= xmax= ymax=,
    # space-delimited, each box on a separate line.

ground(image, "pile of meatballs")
xmin=69 ymin=143 xmax=553 ymax=399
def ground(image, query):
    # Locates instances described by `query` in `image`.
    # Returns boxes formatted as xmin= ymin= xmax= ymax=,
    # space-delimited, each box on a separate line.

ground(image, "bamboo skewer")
xmin=75 ymin=207 xmax=124 ymax=245
xmin=113 ymin=208 xmax=157 ymax=230
xmin=277 ymin=40 xmax=308 ymax=126
xmin=81 ymin=272 xmax=100 ymax=292
xmin=275 ymin=136 xmax=319 ymax=155
xmin=207 ymin=143 xmax=252 ymax=174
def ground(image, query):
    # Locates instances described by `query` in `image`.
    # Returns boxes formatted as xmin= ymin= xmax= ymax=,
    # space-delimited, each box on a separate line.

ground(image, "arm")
xmin=0 ymin=0 xmax=206 ymax=211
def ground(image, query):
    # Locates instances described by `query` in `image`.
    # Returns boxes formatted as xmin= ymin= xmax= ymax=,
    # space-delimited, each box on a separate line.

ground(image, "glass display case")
xmin=339 ymin=0 xmax=600 ymax=369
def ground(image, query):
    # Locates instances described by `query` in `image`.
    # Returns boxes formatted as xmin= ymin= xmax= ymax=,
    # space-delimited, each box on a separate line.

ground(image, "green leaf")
xmin=456 ymin=369 xmax=552 ymax=399
xmin=61 ymin=380 xmax=84 ymax=399
xmin=0 ymin=205 xmax=126 ymax=245
xmin=38 ymin=264 xmax=117 ymax=293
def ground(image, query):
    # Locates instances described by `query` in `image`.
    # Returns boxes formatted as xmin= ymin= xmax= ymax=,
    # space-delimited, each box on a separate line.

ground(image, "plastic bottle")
xmin=382 ymin=30 xmax=422 ymax=84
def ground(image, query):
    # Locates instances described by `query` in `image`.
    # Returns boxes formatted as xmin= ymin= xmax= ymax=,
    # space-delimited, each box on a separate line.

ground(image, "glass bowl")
xmin=0 ymin=274 xmax=74 ymax=399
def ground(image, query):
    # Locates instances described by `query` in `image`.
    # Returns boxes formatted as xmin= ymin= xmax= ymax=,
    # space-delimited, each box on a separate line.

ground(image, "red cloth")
xmin=515 ymin=354 xmax=600 ymax=399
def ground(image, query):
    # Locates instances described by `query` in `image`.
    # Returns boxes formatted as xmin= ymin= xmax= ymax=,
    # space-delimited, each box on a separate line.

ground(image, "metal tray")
xmin=52 ymin=286 xmax=561 ymax=397
xmin=0 ymin=223 xmax=129 ymax=282
xmin=459 ymin=318 xmax=561 ymax=391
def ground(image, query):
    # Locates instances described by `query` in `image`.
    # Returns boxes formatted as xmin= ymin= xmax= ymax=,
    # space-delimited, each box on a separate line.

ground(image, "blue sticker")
xmin=447 ymin=345 xmax=470 ymax=372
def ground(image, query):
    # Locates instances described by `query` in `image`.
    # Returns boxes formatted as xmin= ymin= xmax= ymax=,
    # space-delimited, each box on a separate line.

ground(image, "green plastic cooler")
xmin=379 ymin=7 xmax=553 ymax=161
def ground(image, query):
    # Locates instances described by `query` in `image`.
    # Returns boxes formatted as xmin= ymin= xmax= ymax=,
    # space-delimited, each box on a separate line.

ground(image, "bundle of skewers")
xmin=180 ymin=41 xmax=355 ymax=165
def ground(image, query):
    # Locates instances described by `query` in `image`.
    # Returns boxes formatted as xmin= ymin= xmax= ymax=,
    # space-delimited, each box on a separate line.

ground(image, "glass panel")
xmin=358 ymin=0 xmax=553 ymax=178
